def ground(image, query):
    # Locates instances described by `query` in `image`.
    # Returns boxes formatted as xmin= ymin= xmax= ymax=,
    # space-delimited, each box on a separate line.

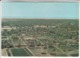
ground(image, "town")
xmin=2 ymin=19 xmax=79 ymax=56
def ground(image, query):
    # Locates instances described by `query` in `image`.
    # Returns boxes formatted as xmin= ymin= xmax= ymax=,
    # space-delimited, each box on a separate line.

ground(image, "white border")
xmin=0 ymin=1 xmax=2 ymax=58
xmin=2 ymin=0 xmax=79 ymax=2
xmin=79 ymin=1 xmax=80 ymax=57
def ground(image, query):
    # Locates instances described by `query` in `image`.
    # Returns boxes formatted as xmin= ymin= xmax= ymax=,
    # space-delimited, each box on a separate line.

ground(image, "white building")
xmin=2 ymin=26 xmax=16 ymax=31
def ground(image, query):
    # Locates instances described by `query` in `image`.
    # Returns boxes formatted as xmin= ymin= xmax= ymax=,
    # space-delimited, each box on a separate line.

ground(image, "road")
xmin=18 ymin=36 xmax=34 ymax=56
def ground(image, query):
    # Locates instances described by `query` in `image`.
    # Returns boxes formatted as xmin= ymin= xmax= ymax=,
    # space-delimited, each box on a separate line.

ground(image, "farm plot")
xmin=2 ymin=49 xmax=8 ymax=56
xmin=11 ymin=48 xmax=32 ymax=56
xmin=59 ymin=45 xmax=78 ymax=51
xmin=29 ymin=47 xmax=50 ymax=56
xmin=2 ymin=36 xmax=7 ymax=40
xmin=47 ymin=46 xmax=67 ymax=56
xmin=11 ymin=36 xmax=25 ymax=47
xmin=2 ymin=39 xmax=14 ymax=49
xmin=59 ymin=45 xmax=79 ymax=56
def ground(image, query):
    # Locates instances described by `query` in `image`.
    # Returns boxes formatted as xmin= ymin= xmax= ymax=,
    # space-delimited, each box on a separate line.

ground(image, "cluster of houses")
xmin=2 ymin=25 xmax=56 ymax=31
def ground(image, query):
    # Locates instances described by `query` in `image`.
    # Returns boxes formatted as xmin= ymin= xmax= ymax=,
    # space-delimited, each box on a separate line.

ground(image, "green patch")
xmin=11 ymin=48 xmax=31 ymax=56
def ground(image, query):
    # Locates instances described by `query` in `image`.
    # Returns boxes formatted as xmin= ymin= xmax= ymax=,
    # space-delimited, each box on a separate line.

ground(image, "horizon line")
xmin=2 ymin=18 xmax=79 ymax=20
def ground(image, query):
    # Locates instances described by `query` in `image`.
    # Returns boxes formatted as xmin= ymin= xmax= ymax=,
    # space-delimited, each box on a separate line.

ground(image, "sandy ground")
xmin=2 ymin=49 xmax=8 ymax=56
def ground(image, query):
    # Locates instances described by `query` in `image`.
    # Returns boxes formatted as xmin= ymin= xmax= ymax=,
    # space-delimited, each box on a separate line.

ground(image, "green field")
xmin=11 ymin=48 xmax=32 ymax=56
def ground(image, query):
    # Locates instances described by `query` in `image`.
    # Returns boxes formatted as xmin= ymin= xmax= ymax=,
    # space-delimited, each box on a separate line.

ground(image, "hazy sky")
xmin=3 ymin=2 xmax=79 ymax=19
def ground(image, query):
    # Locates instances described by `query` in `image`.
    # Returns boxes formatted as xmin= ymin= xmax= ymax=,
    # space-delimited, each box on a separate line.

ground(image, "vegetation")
xmin=11 ymin=48 xmax=31 ymax=56
xmin=2 ymin=19 xmax=79 ymax=56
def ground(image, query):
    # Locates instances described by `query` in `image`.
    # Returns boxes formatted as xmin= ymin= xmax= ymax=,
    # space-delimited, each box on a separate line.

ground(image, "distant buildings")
xmin=34 ymin=25 xmax=56 ymax=28
xmin=23 ymin=36 xmax=35 ymax=40
xmin=2 ymin=26 xmax=16 ymax=31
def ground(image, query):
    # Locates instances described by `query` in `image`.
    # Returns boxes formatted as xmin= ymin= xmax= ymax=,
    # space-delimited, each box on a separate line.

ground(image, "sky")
xmin=2 ymin=2 xmax=79 ymax=19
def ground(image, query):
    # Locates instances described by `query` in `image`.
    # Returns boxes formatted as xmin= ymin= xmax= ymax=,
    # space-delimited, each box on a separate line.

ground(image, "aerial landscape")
xmin=2 ymin=2 xmax=79 ymax=57
xmin=2 ymin=19 xmax=79 ymax=56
